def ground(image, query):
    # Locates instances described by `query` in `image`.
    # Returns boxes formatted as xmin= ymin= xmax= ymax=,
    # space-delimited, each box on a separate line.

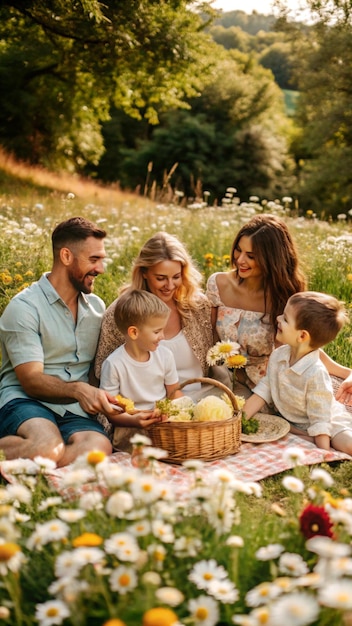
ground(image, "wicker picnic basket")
xmin=149 ymin=377 xmax=242 ymax=464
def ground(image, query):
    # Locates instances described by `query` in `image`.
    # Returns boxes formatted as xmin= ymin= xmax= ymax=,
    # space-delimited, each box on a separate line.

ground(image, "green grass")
xmin=2 ymin=163 xmax=352 ymax=625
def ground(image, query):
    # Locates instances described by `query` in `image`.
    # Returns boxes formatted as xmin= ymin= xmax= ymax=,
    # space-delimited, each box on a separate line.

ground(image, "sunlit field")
xmin=1 ymin=182 xmax=351 ymax=366
xmin=1 ymin=172 xmax=352 ymax=626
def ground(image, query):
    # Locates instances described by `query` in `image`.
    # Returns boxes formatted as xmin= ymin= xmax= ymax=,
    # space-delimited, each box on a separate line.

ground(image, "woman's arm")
xmin=319 ymin=350 xmax=352 ymax=405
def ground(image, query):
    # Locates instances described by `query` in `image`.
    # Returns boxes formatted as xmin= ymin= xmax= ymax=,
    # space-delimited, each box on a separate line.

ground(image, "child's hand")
xmin=135 ymin=410 xmax=168 ymax=429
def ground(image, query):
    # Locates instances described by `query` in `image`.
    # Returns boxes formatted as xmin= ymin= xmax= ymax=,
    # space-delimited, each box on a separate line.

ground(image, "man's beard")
xmin=69 ymin=272 xmax=97 ymax=294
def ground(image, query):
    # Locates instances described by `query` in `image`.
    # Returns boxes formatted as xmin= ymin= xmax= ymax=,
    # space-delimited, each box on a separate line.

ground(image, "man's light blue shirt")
xmin=0 ymin=273 xmax=105 ymax=417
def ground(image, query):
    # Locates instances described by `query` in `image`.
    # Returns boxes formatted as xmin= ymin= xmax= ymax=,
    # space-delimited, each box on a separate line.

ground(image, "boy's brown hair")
xmin=288 ymin=291 xmax=349 ymax=349
xmin=114 ymin=288 xmax=169 ymax=335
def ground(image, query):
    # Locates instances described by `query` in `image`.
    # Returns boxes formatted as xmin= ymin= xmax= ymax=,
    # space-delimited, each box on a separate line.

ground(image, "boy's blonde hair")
xmin=114 ymin=289 xmax=169 ymax=335
xmin=288 ymin=291 xmax=349 ymax=349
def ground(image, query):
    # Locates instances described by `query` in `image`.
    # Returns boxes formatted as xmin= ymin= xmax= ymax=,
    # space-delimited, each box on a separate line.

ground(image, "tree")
xmin=273 ymin=0 xmax=352 ymax=216
xmin=0 ymin=0 xmax=216 ymax=170
xmin=98 ymin=51 xmax=293 ymax=202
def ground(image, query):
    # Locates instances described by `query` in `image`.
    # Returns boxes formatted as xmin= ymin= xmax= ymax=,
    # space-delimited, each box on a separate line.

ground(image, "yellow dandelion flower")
xmin=103 ymin=620 xmax=127 ymax=626
xmin=14 ymin=274 xmax=23 ymax=282
xmin=24 ymin=270 xmax=34 ymax=278
xmin=226 ymin=354 xmax=247 ymax=369
xmin=1 ymin=274 xmax=12 ymax=285
xmin=72 ymin=533 xmax=103 ymax=547
xmin=0 ymin=542 xmax=21 ymax=561
xmin=17 ymin=283 xmax=30 ymax=292
xmin=347 ymin=274 xmax=352 ymax=282
xmin=143 ymin=607 xmax=178 ymax=626
xmin=15 ymin=262 xmax=22 ymax=268
xmin=204 ymin=253 xmax=214 ymax=260
xmin=87 ymin=450 xmax=106 ymax=465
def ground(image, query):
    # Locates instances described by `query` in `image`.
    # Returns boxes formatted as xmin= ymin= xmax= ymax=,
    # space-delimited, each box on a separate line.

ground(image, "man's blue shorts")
xmin=0 ymin=398 xmax=108 ymax=444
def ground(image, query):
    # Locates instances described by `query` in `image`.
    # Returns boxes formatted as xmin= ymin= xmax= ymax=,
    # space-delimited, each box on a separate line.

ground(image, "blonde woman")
xmin=94 ymin=232 xmax=214 ymax=398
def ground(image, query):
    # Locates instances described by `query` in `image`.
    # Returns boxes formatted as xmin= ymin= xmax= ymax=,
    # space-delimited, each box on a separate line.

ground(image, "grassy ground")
xmin=1 ymin=154 xmax=352 ymax=496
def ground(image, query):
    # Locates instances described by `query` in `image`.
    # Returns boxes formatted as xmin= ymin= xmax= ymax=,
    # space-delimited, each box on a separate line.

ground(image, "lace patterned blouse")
xmin=206 ymin=272 xmax=275 ymax=385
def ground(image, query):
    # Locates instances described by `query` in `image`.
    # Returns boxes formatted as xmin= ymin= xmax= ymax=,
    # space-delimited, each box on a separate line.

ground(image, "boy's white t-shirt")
xmin=100 ymin=344 xmax=178 ymax=410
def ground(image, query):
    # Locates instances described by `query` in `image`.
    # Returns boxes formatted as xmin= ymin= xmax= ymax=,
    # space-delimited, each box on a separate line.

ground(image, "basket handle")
xmin=174 ymin=377 xmax=240 ymax=412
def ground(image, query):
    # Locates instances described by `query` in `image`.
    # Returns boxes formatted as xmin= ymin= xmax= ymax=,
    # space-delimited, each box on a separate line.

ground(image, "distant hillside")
xmin=214 ymin=10 xmax=276 ymax=34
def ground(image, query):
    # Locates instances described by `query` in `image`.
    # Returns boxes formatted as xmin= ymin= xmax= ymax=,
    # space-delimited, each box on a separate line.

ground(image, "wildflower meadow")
xmin=1 ymin=179 xmax=352 ymax=626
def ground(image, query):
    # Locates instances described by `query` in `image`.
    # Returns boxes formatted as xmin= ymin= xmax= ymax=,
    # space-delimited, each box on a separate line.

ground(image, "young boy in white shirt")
xmin=100 ymin=289 xmax=182 ymax=431
xmin=243 ymin=291 xmax=352 ymax=454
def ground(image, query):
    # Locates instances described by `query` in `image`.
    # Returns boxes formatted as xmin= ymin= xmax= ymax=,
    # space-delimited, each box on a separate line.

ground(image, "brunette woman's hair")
xmin=231 ymin=214 xmax=307 ymax=329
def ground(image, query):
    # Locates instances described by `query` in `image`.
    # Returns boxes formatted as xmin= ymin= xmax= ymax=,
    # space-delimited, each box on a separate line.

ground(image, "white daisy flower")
xmin=232 ymin=615 xmax=256 ymax=626
xmin=79 ymin=491 xmax=103 ymax=511
xmin=131 ymin=475 xmax=162 ymax=504
xmin=174 ymin=536 xmax=203 ymax=557
xmin=61 ymin=468 xmax=93 ymax=488
xmin=35 ymin=599 xmax=70 ymax=626
xmin=306 ymin=536 xmax=350 ymax=559
xmin=208 ymin=578 xmax=239 ymax=603
xmin=147 ymin=543 xmax=167 ymax=567
xmin=33 ymin=456 xmax=57 ymax=472
xmin=0 ymin=541 xmax=25 ymax=575
xmin=152 ymin=520 xmax=175 ymax=543
xmin=104 ymin=532 xmax=139 ymax=560
xmin=55 ymin=551 xmax=81 ymax=579
xmin=255 ymin=543 xmax=284 ymax=561
xmin=105 ymin=490 xmax=134 ymax=517
xmin=109 ymin=565 xmax=138 ymax=594
xmin=282 ymin=476 xmax=305 ymax=493
xmin=48 ymin=577 xmax=89 ymax=603
xmin=319 ymin=579 xmax=352 ymax=609
xmin=6 ymin=484 xmax=32 ymax=505
xmin=309 ymin=467 xmax=334 ymax=487
xmin=279 ymin=552 xmax=309 ymax=577
xmin=57 ymin=509 xmax=86 ymax=523
xmin=282 ymin=447 xmax=306 ymax=465
xmin=182 ymin=459 xmax=205 ymax=471
xmin=328 ymin=556 xmax=352 ymax=577
xmin=142 ymin=446 xmax=168 ymax=460
xmin=128 ymin=519 xmax=151 ymax=536
xmin=38 ymin=497 xmax=63 ymax=512
xmin=27 ymin=520 xmax=70 ymax=548
xmin=188 ymin=594 xmax=220 ymax=626
xmin=269 ymin=592 xmax=319 ymax=626
xmin=72 ymin=546 xmax=105 ymax=570
xmin=245 ymin=581 xmax=281 ymax=607
xmin=130 ymin=433 xmax=152 ymax=446
xmin=1 ymin=458 xmax=39 ymax=475
xmin=188 ymin=559 xmax=228 ymax=590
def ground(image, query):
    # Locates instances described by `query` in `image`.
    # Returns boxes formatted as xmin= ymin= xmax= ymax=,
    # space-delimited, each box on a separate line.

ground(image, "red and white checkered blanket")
xmin=43 ymin=433 xmax=351 ymax=499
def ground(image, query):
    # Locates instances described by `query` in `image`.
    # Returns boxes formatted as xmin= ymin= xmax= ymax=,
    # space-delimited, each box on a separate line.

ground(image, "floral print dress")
xmin=206 ymin=272 xmax=275 ymax=386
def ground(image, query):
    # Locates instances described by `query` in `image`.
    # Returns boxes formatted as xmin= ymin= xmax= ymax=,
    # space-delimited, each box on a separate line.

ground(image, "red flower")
xmin=299 ymin=503 xmax=334 ymax=539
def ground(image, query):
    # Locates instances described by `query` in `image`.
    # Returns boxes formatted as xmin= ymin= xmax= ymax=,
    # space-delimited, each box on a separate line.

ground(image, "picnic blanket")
xmin=42 ymin=432 xmax=351 ymax=499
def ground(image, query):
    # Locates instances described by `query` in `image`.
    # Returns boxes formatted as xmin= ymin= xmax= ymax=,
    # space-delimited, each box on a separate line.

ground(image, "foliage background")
xmin=1 ymin=0 xmax=351 ymax=216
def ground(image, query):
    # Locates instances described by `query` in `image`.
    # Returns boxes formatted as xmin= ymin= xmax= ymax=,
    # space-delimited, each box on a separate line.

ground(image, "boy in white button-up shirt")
xmin=243 ymin=291 xmax=352 ymax=454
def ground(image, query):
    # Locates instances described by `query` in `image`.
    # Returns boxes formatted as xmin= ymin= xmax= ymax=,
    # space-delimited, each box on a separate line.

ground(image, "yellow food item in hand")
xmin=115 ymin=394 xmax=135 ymax=414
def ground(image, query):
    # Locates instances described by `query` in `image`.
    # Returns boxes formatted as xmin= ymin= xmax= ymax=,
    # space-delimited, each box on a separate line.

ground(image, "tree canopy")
xmin=0 ymin=0 xmax=216 ymax=168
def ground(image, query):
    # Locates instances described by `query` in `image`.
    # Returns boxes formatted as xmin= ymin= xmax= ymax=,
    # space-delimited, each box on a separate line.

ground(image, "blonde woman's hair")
xmin=288 ymin=291 xmax=349 ymax=349
xmin=124 ymin=232 xmax=203 ymax=315
xmin=114 ymin=289 xmax=169 ymax=335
